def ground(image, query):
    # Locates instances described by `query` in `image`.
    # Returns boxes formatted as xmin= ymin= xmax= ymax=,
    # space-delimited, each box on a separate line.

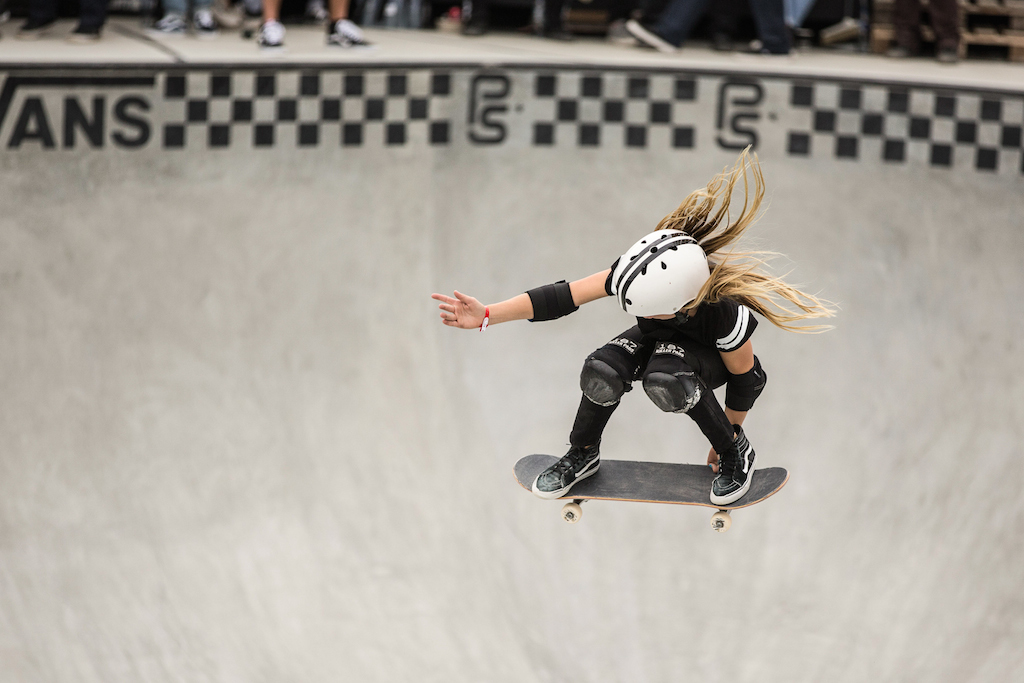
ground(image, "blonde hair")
xmin=655 ymin=149 xmax=836 ymax=332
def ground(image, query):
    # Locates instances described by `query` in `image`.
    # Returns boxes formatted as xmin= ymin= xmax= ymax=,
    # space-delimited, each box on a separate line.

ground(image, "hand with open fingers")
xmin=707 ymin=446 xmax=720 ymax=473
xmin=432 ymin=290 xmax=486 ymax=329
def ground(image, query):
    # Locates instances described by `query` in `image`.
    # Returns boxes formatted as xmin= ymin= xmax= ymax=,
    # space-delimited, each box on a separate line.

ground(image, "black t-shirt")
xmin=604 ymin=263 xmax=757 ymax=352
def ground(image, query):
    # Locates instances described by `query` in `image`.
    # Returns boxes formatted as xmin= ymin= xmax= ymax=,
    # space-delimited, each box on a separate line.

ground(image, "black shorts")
xmin=589 ymin=325 xmax=729 ymax=391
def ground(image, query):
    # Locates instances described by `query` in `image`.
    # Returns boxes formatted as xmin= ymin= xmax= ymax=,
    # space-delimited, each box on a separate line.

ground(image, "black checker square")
xmin=209 ymin=125 xmax=230 ymax=148
xmin=980 ymin=99 xmax=1002 ymax=121
xmin=301 ymin=74 xmax=320 ymax=97
xmin=342 ymin=122 xmax=363 ymax=146
xmin=887 ymin=90 xmax=909 ymax=114
xmin=956 ymin=120 xmax=977 ymax=144
xmin=409 ymin=98 xmax=429 ymax=120
xmin=163 ymin=124 xmax=185 ymax=148
xmin=625 ymin=126 xmax=646 ymax=148
xmin=836 ymin=136 xmax=858 ymax=159
xmin=557 ymin=100 xmax=578 ymax=122
xmin=861 ymin=113 xmax=884 ymax=136
xmin=187 ymin=100 xmax=209 ymax=123
xmin=277 ymin=99 xmax=298 ymax=122
xmin=883 ymin=139 xmax=906 ymax=162
xmin=256 ymin=74 xmax=276 ymax=98
xmin=387 ymin=74 xmax=407 ymax=97
xmin=674 ymin=78 xmax=696 ymax=101
xmin=839 ymin=88 xmax=861 ymax=110
xmin=603 ymin=101 xmax=625 ymax=123
xmin=165 ymin=75 xmax=187 ymax=99
xmin=788 ymin=132 xmax=810 ymax=156
xmin=534 ymin=123 xmax=555 ymax=145
xmin=976 ymin=147 xmax=998 ymax=170
xmin=386 ymin=123 xmax=406 ymax=146
xmin=344 ymin=74 xmax=365 ymax=97
xmin=321 ymin=99 xmax=341 ymax=121
xmin=298 ymin=124 xmax=319 ymax=147
xmin=211 ymin=75 xmax=231 ymax=98
xmin=231 ymin=99 xmax=253 ymax=122
xmin=1001 ymin=125 xmax=1022 ymax=148
xmin=254 ymin=124 xmax=274 ymax=147
xmin=930 ymin=144 xmax=952 ymax=167
xmin=582 ymin=76 xmax=603 ymax=98
xmin=365 ymin=98 xmax=386 ymax=121
xmin=909 ymin=117 xmax=931 ymax=139
xmin=579 ymin=124 xmax=600 ymax=146
xmin=431 ymin=73 xmax=451 ymax=96
xmin=672 ymin=126 xmax=694 ymax=149
xmin=536 ymin=75 xmax=557 ymax=97
xmin=813 ymin=110 xmax=836 ymax=133
xmin=649 ymin=102 xmax=671 ymax=124
xmin=627 ymin=77 xmax=649 ymax=99
xmin=791 ymin=83 xmax=813 ymax=107
xmin=934 ymin=94 xmax=956 ymax=117
xmin=430 ymin=121 xmax=450 ymax=145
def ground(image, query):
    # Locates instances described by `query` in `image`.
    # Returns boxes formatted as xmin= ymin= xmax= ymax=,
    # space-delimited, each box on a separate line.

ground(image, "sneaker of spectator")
xmin=150 ymin=12 xmax=188 ymax=36
xmin=67 ymin=23 xmax=101 ymax=42
xmin=193 ymin=7 xmax=219 ymax=36
xmin=257 ymin=19 xmax=285 ymax=49
xmin=305 ymin=0 xmax=328 ymax=23
xmin=327 ymin=17 xmax=369 ymax=47
xmin=625 ymin=19 xmax=676 ymax=53
xmin=16 ymin=16 xmax=56 ymax=39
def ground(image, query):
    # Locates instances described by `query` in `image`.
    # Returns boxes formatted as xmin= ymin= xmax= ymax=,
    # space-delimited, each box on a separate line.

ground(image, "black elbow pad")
xmin=526 ymin=281 xmax=579 ymax=321
xmin=725 ymin=356 xmax=767 ymax=412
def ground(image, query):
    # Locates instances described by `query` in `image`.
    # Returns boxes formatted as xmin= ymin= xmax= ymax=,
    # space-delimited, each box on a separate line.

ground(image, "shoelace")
xmin=551 ymin=449 xmax=588 ymax=477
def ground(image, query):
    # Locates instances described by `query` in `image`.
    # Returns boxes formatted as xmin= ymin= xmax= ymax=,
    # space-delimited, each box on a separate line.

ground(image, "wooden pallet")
xmin=871 ymin=0 xmax=1024 ymax=61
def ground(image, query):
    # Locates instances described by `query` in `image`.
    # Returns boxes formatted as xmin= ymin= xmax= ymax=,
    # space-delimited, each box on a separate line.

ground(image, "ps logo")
xmin=716 ymin=80 xmax=764 ymax=150
xmin=468 ymin=74 xmax=510 ymax=145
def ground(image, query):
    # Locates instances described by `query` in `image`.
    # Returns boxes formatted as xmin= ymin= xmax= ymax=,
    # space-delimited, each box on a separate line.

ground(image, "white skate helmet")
xmin=609 ymin=230 xmax=710 ymax=317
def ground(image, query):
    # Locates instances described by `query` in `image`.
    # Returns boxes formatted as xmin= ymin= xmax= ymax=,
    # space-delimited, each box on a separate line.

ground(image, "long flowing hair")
xmin=655 ymin=149 xmax=836 ymax=332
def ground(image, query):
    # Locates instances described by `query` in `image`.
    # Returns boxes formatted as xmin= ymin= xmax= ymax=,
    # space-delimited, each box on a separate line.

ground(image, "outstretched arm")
xmin=432 ymin=269 xmax=610 ymax=330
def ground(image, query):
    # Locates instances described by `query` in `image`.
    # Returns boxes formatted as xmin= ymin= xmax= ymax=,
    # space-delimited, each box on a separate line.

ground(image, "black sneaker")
xmin=532 ymin=443 xmax=600 ymax=499
xmin=710 ymin=426 xmax=755 ymax=505
xmin=17 ymin=16 xmax=56 ymax=40
xmin=67 ymin=23 xmax=101 ymax=43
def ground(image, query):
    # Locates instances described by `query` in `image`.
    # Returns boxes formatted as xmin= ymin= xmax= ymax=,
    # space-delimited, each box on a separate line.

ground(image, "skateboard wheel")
xmin=710 ymin=510 xmax=731 ymax=533
xmin=561 ymin=502 xmax=583 ymax=524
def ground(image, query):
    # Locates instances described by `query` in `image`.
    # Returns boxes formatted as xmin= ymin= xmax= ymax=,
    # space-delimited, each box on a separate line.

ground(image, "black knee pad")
xmin=580 ymin=357 xmax=628 ymax=407
xmin=643 ymin=370 xmax=703 ymax=413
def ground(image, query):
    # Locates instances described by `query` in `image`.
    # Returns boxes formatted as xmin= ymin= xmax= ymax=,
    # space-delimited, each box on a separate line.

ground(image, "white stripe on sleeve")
xmin=717 ymin=305 xmax=750 ymax=351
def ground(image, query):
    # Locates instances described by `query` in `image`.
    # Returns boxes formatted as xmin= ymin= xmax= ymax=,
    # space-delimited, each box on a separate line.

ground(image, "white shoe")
xmin=327 ymin=18 xmax=370 ymax=47
xmin=257 ymin=20 xmax=285 ymax=50
xmin=625 ymin=19 xmax=676 ymax=53
xmin=148 ymin=13 xmax=187 ymax=37
xmin=193 ymin=8 xmax=219 ymax=38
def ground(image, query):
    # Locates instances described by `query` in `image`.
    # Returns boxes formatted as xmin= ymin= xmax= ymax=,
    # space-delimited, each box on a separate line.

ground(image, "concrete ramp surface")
xmin=0 ymin=50 xmax=1022 ymax=682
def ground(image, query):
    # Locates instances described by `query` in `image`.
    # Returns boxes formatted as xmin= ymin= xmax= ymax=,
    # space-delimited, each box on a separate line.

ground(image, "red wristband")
xmin=479 ymin=306 xmax=490 ymax=332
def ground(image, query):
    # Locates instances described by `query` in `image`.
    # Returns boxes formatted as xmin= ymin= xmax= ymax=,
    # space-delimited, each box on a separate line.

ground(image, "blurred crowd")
xmin=0 ymin=0 xmax=962 ymax=63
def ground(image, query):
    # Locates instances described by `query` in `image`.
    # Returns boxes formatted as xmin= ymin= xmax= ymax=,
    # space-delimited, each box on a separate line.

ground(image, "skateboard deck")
xmin=514 ymin=454 xmax=789 ymax=531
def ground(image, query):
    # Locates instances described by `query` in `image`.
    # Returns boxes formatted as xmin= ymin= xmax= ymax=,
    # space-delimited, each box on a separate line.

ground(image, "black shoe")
xmin=710 ymin=426 xmax=755 ymax=505
xmin=17 ymin=16 xmax=56 ymax=39
xmin=68 ymin=23 xmax=101 ymax=42
xmin=532 ymin=443 xmax=600 ymax=499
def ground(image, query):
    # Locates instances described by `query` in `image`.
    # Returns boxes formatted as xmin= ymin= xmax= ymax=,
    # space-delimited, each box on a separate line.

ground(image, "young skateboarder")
xmin=432 ymin=150 xmax=833 ymax=505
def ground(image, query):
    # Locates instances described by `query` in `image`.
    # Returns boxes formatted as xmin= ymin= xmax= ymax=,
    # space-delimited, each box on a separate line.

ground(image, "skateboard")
xmin=514 ymin=454 xmax=789 ymax=532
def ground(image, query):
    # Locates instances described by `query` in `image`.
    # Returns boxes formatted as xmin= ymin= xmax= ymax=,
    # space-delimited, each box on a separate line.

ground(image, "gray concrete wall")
xmin=0 ymin=64 xmax=1021 ymax=682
